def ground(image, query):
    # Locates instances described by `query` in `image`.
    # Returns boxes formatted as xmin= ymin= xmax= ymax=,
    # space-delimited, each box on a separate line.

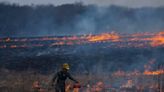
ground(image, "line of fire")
xmin=0 ymin=31 xmax=164 ymax=49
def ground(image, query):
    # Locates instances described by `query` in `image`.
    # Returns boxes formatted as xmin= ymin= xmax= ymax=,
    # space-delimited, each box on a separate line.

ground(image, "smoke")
xmin=74 ymin=6 xmax=164 ymax=34
xmin=0 ymin=3 xmax=164 ymax=37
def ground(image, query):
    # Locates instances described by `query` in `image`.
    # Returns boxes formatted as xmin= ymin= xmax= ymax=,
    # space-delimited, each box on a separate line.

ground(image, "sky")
xmin=0 ymin=0 xmax=164 ymax=8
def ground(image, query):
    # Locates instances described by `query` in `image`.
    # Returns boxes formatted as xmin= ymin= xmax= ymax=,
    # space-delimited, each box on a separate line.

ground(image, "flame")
xmin=87 ymin=33 xmax=120 ymax=42
xmin=144 ymin=70 xmax=164 ymax=75
xmin=112 ymin=69 xmax=141 ymax=77
xmin=1 ymin=31 xmax=164 ymax=49
xmin=65 ymin=84 xmax=71 ymax=92
xmin=142 ymin=59 xmax=164 ymax=75
xmin=150 ymin=31 xmax=164 ymax=47
xmin=73 ymin=87 xmax=80 ymax=92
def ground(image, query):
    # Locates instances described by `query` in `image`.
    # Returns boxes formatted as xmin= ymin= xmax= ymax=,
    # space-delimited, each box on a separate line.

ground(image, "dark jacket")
xmin=52 ymin=71 xmax=78 ymax=85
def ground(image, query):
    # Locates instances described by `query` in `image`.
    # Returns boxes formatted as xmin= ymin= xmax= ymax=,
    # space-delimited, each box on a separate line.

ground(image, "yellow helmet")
xmin=62 ymin=63 xmax=70 ymax=70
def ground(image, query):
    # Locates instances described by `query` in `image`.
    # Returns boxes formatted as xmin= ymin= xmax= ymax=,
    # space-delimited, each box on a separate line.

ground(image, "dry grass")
xmin=0 ymin=68 xmax=163 ymax=92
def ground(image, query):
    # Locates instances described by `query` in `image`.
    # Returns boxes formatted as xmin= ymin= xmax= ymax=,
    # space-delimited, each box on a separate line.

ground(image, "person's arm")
xmin=51 ymin=72 xmax=58 ymax=85
xmin=67 ymin=72 xmax=78 ymax=83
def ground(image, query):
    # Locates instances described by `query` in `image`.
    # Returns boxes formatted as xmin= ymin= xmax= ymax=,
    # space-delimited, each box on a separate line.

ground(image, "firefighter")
xmin=51 ymin=63 xmax=79 ymax=92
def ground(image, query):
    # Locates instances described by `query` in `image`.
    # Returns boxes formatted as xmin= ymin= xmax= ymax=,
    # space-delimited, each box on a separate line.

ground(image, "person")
xmin=51 ymin=63 xmax=79 ymax=92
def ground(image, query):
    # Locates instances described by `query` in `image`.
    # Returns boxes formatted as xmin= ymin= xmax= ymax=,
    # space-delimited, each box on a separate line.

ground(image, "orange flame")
xmin=65 ymin=84 xmax=71 ymax=92
xmin=87 ymin=33 xmax=120 ymax=42
xmin=150 ymin=31 xmax=164 ymax=47
xmin=144 ymin=70 xmax=164 ymax=75
xmin=142 ymin=59 xmax=164 ymax=75
xmin=2 ymin=31 xmax=164 ymax=48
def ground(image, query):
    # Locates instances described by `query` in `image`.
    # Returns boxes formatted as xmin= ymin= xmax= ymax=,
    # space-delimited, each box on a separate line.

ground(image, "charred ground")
xmin=0 ymin=44 xmax=163 ymax=74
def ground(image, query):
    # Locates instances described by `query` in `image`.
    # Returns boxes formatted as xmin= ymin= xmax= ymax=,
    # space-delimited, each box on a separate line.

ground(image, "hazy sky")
xmin=0 ymin=0 xmax=164 ymax=8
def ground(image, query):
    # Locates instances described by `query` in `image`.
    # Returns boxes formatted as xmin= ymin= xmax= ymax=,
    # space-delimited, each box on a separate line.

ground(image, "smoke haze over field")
xmin=0 ymin=3 xmax=164 ymax=37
